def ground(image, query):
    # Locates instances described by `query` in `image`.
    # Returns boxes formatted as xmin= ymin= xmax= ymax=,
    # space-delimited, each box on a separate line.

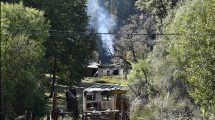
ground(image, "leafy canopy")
xmin=1 ymin=2 xmax=50 ymax=119
xmin=167 ymin=0 xmax=215 ymax=115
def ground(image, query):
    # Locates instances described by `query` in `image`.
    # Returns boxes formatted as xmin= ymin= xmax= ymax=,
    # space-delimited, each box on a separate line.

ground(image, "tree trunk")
xmin=50 ymin=57 xmax=57 ymax=98
xmin=26 ymin=111 xmax=32 ymax=120
xmin=52 ymin=92 xmax=58 ymax=120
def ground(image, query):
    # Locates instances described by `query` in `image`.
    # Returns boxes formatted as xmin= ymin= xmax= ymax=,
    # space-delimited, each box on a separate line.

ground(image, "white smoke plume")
xmin=87 ymin=0 xmax=117 ymax=54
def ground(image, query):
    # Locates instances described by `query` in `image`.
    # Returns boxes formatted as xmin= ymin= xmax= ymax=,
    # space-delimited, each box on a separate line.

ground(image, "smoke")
xmin=87 ymin=0 xmax=117 ymax=63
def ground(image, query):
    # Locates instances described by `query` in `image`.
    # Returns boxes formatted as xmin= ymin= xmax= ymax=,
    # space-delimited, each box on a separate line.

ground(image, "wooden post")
xmin=52 ymin=92 xmax=57 ymax=120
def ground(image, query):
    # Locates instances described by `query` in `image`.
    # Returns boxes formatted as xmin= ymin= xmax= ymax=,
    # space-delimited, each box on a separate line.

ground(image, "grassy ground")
xmin=83 ymin=75 xmax=128 ymax=86
xmin=44 ymin=85 xmax=69 ymax=119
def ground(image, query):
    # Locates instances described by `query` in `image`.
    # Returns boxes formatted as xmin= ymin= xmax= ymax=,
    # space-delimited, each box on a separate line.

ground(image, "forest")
xmin=1 ymin=0 xmax=215 ymax=120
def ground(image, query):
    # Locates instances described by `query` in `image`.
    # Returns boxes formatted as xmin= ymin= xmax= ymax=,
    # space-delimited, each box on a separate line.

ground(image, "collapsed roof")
xmin=84 ymin=84 xmax=126 ymax=93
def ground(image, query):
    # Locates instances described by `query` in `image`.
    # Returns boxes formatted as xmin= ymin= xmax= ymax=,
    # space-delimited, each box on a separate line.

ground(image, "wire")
xmin=3 ymin=27 xmax=215 ymax=36
xmin=2 ymin=1 xmax=85 ymax=5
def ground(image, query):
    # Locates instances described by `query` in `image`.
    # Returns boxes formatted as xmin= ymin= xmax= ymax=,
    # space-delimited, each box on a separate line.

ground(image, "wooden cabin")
xmin=82 ymin=84 xmax=129 ymax=120
xmin=85 ymin=63 xmax=124 ymax=77
xmin=98 ymin=64 xmax=124 ymax=77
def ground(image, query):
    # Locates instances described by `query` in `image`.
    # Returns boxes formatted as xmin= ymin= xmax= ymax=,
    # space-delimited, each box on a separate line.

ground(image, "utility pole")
xmin=50 ymin=57 xmax=58 ymax=120
xmin=50 ymin=57 xmax=57 ymax=98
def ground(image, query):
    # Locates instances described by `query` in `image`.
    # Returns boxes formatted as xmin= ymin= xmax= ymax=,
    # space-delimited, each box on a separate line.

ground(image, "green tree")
xmin=3 ymin=0 xmax=96 ymax=87
xmin=135 ymin=0 xmax=183 ymax=18
xmin=41 ymin=0 xmax=96 ymax=87
xmin=167 ymin=0 xmax=215 ymax=116
xmin=31 ymin=0 xmax=95 ymax=86
xmin=127 ymin=0 xmax=215 ymax=119
xmin=1 ymin=2 xmax=50 ymax=119
xmin=135 ymin=0 xmax=187 ymax=33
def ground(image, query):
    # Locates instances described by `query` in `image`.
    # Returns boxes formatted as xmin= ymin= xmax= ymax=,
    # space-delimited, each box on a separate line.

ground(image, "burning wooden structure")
xmin=98 ymin=64 xmax=124 ymax=77
xmin=85 ymin=62 xmax=124 ymax=77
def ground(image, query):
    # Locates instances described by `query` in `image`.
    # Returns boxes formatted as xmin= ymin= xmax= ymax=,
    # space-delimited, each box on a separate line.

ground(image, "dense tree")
xmin=135 ymin=0 xmax=187 ymax=33
xmin=113 ymin=14 xmax=147 ymax=75
xmin=113 ymin=12 xmax=157 ymax=76
xmin=127 ymin=0 xmax=215 ymax=119
xmin=2 ymin=0 xmax=215 ymax=119
xmin=114 ymin=14 xmax=155 ymax=62
xmin=36 ymin=0 xmax=96 ymax=86
xmin=167 ymin=0 xmax=215 ymax=115
xmin=102 ymin=0 xmax=136 ymax=25
xmin=135 ymin=0 xmax=184 ymax=19
xmin=1 ymin=2 xmax=50 ymax=119
xmin=3 ymin=0 xmax=96 ymax=87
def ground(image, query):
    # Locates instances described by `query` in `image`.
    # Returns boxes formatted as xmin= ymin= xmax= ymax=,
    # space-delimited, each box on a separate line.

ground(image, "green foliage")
xmin=135 ymin=0 xmax=181 ymax=18
xmin=166 ymin=0 xmax=215 ymax=115
xmin=39 ymin=0 xmax=96 ymax=85
xmin=127 ymin=0 xmax=215 ymax=119
xmin=127 ymin=59 xmax=159 ymax=107
xmin=128 ymin=60 xmax=150 ymax=82
xmin=113 ymin=12 xmax=155 ymax=73
xmin=1 ymin=2 xmax=49 ymax=119
xmin=4 ymin=0 xmax=96 ymax=85
xmin=1 ymin=2 xmax=49 ymax=42
xmin=135 ymin=0 xmax=186 ymax=34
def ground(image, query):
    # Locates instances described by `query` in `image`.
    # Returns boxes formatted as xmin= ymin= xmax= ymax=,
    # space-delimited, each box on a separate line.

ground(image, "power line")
xmin=3 ymin=27 xmax=215 ymax=36
xmin=3 ymin=1 xmax=85 ymax=5
xmin=1 ymin=32 xmax=181 ymax=38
